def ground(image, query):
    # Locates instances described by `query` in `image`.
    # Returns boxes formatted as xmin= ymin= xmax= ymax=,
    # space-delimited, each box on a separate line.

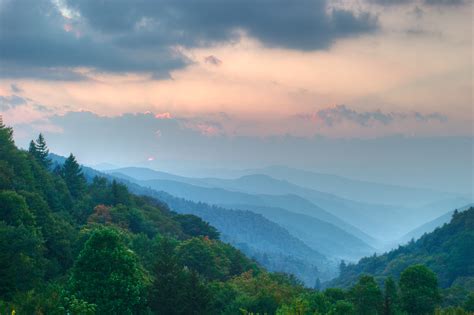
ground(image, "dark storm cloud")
xmin=298 ymin=105 xmax=447 ymax=126
xmin=0 ymin=0 xmax=377 ymax=80
xmin=0 ymin=0 xmax=188 ymax=79
xmin=68 ymin=0 xmax=378 ymax=50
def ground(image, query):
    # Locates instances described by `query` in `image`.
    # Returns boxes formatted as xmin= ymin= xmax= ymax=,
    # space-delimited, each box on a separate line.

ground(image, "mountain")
xmin=398 ymin=203 xmax=474 ymax=245
xmin=1 ymin=124 xmax=290 ymax=313
xmin=326 ymin=207 xmax=474 ymax=290
xmin=109 ymin=167 xmax=472 ymax=241
xmin=109 ymin=173 xmax=375 ymax=259
xmin=51 ymin=156 xmax=335 ymax=284
xmin=239 ymin=165 xmax=469 ymax=208
xmin=221 ymin=203 xmax=373 ymax=260
xmin=139 ymin=190 xmax=335 ymax=284
xmin=108 ymin=168 xmax=378 ymax=243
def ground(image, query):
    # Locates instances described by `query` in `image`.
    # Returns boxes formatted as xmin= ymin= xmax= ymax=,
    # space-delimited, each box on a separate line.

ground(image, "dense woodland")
xmin=0 ymin=121 xmax=473 ymax=314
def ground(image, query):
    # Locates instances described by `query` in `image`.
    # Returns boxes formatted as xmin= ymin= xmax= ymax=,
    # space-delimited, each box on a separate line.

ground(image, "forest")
xmin=0 ymin=121 xmax=473 ymax=314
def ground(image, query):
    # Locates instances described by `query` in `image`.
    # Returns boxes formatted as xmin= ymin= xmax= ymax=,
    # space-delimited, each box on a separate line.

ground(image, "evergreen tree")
xmin=35 ymin=134 xmax=51 ymax=168
xmin=400 ymin=265 xmax=441 ymax=315
xmin=62 ymin=153 xmax=86 ymax=198
xmin=383 ymin=277 xmax=398 ymax=315
xmin=70 ymin=228 xmax=147 ymax=314
xmin=28 ymin=134 xmax=51 ymax=169
xmin=28 ymin=140 xmax=38 ymax=157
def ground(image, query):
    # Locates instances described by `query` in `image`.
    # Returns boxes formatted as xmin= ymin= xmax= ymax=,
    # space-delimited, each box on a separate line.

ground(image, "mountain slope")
xmin=52 ymin=156 xmax=335 ymax=284
xmin=222 ymin=203 xmax=374 ymax=260
xmin=109 ymin=167 xmax=470 ymax=241
xmin=398 ymin=203 xmax=474 ymax=245
xmin=240 ymin=165 xmax=468 ymax=207
xmin=141 ymin=190 xmax=336 ymax=284
xmin=111 ymin=175 xmax=374 ymax=259
xmin=109 ymin=168 xmax=375 ymax=244
xmin=327 ymin=207 xmax=474 ymax=289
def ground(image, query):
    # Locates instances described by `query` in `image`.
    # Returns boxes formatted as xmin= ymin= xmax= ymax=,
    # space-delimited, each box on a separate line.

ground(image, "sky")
xmin=0 ymin=0 xmax=472 ymax=194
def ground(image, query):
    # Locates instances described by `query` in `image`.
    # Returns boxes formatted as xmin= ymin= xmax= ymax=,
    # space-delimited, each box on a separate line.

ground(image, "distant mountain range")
xmin=169 ymin=165 xmax=468 ymax=207
xmin=51 ymin=155 xmax=472 ymax=285
xmin=50 ymin=154 xmax=336 ymax=285
xmin=108 ymin=170 xmax=376 ymax=258
xmin=106 ymin=166 xmax=471 ymax=241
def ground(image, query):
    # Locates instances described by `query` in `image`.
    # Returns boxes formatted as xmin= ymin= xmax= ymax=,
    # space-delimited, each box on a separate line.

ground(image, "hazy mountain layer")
xmin=326 ymin=207 xmax=474 ymax=289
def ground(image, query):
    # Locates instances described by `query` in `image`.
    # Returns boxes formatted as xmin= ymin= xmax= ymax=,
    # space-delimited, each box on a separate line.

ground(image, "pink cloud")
xmin=63 ymin=23 xmax=73 ymax=32
xmin=197 ymin=123 xmax=220 ymax=136
xmin=155 ymin=112 xmax=172 ymax=119
xmin=147 ymin=156 xmax=155 ymax=161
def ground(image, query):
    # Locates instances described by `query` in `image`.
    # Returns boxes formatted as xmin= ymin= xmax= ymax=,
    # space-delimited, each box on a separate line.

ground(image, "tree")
xmin=463 ymin=293 xmax=474 ymax=312
xmin=350 ymin=275 xmax=383 ymax=315
xmin=330 ymin=300 xmax=355 ymax=315
xmin=181 ymin=270 xmax=211 ymax=315
xmin=383 ymin=277 xmax=399 ymax=315
xmin=29 ymin=134 xmax=51 ymax=169
xmin=314 ymin=278 xmax=321 ymax=291
xmin=35 ymin=134 xmax=51 ymax=168
xmin=175 ymin=214 xmax=219 ymax=239
xmin=70 ymin=228 xmax=147 ymax=314
xmin=400 ymin=265 xmax=441 ymax=315
xmin=149 ymin=237 xmax=187 ymax=315
xmin=62 ymin=153 xmax=86 ymax=198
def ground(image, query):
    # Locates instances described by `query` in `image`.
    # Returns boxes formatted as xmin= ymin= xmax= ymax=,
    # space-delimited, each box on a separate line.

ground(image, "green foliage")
xmin=400 ymin=264 xmax=441 ymax=315
xmin=29 ymin=133 xmax=51 ymax=169
xmin=70 ymin=227 xmax=148 ymax=314
xmin=329 ymin=300 xmax=355 ymax=315
xmin=0 ymin=222 xmax=45 ymax=299
xmin=463 ymin=293 xmax=474 ymax=312
xmin=349 ymin=275 xmax=383 ymax=315
xmin=329 ymin=208 xmax=474 ymax=290
xmin=62 ymin=153 xmax=86 ymax=199
xmin=175 ymin=213 xmax=219 ymax=239
xmin=383 ymin=276 xmax=399 ymax=315
xmin=0 ymin=123 xmax=472 ymax=314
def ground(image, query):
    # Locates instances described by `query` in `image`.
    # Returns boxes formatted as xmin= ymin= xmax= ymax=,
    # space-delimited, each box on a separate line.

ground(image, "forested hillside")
xmin=53 ymin=155 xmax=335 ymax=285
xmin=1 ymin=122 xmax=472 ymax=314
xmin=328 ymin=207 xmax=474 ymax=302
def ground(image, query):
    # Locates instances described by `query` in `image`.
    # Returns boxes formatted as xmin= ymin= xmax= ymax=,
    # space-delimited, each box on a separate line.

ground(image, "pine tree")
xmin=35 ymin=134 xmax=51 ymax=168
xmin=28 ymin=140 xmax=38 ymax=158
xmin=28 ymin=134 xmax=51 ymax=169
xmin=62 ymin=154 xmax=86 ymax=199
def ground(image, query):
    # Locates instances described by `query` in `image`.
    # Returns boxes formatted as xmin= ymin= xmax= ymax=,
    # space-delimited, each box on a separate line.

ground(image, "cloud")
xmin=0 ymin=0 xmax=377 ymax=80
xmin=155 ymin=112 xmax=172 ymax=119
xmin=369 ymin=0 xmax=465 ymax=5
xmin=0 ymin=95 xmax=28 ymax=111
xmin=9 ymin=110 xmax=471 ymax=195
xmin=298 ymin=105 xmax=447 ymax=127
xmin=10 ymin=84 xmax=22 ymax=93
xmin=0 ymin=0 xmax=188 ymax=80
xmin=204 ymin=55 xmax=222 ymax=66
